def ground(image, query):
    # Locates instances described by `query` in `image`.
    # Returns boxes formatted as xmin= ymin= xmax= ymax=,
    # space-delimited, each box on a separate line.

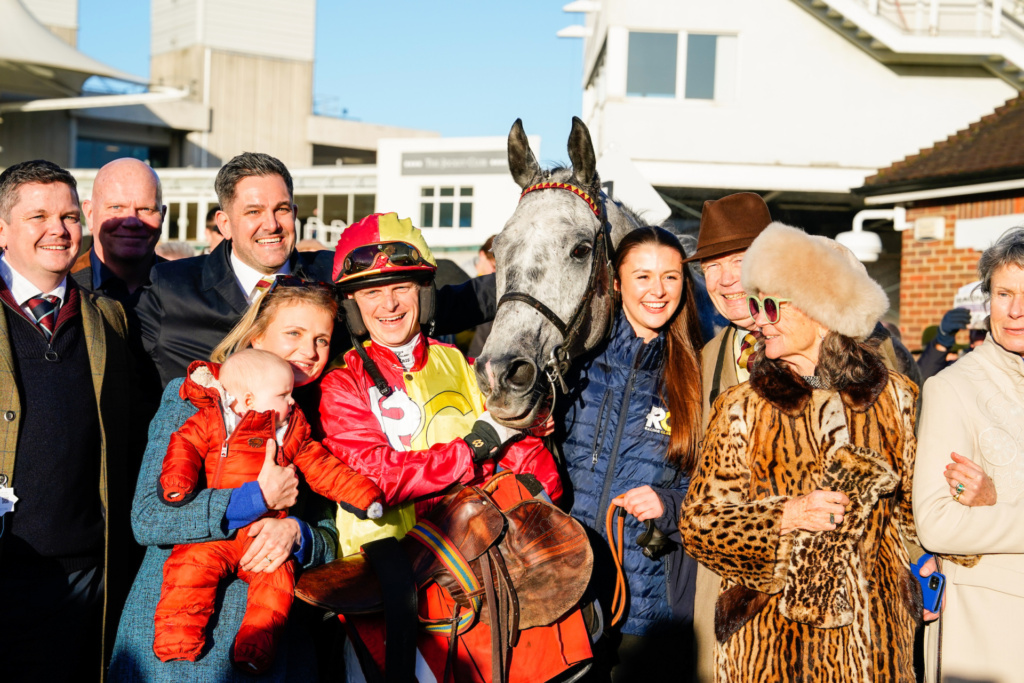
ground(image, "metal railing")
xmin=859 ymin=0 xmax=1024 ymax=39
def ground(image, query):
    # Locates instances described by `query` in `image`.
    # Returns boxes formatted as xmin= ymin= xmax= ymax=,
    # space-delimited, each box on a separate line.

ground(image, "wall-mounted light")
xmin=836 ymin=207 xmax=905 ymax=263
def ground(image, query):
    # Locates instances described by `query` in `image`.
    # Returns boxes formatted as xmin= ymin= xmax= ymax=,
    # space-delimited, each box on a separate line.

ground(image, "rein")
xmin=497 ymin=181 xmax=615 ymax=406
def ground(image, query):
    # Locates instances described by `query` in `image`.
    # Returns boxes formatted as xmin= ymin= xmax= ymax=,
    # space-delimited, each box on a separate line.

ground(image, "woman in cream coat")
xmin=915 ymin=227 xmax=1024 ymax=683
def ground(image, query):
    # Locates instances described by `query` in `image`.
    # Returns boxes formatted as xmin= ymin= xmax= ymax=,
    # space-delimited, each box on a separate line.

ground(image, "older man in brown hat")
xmin=686 ymin=192 xmax=772 ymax=425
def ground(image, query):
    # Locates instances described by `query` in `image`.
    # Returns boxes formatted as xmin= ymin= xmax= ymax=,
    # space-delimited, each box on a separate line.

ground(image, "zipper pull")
xmin=220 ymin=442 xmax=228 ymax=458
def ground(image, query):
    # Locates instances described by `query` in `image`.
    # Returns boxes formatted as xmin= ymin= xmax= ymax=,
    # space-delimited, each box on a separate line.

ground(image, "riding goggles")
xmin=340 ymin=242 xmax=431 ymax=279
xmin=747 ymin=295 xmax=791 ymax=324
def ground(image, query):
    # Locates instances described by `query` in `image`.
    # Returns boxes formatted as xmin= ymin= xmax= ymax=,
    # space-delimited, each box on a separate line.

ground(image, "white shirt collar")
xmin=0 ymin=252 xmax=67 ymax=307
xmin=230 ymin=249 xmax=291 ymax=304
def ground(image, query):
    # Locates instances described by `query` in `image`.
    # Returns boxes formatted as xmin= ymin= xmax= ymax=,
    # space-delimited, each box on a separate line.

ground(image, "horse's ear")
xmin=567 ymin=116 xmax=598 ymax=189
xmin=508 ymin=118 xmax=540 ymax=189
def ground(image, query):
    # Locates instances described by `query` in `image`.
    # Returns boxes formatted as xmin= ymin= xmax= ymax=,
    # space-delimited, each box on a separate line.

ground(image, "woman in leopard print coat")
xmin=681 ymin=223 xmax=922 ymax=683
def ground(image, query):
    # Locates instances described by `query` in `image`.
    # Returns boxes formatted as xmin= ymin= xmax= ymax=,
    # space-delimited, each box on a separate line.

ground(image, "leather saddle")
xmin=295 ymin=472 xmax=594 ymax=682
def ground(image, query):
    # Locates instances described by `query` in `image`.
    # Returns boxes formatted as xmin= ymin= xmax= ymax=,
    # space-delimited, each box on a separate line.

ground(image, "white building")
xmin=569 ymin=0 xmax=1019 ymax=222
xmin=376 ymin=136 xmax=541 ymax=254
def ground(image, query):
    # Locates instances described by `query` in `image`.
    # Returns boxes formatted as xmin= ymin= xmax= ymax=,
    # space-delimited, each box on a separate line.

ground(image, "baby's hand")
xmin=257 ymin=441 xmax=299 ymax=510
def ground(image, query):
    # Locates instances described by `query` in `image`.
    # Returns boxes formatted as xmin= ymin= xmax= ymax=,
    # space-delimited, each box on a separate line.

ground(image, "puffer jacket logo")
xmin=644 ymin=405 xmax=671 ymax=436
xmin=247 ymin=437 xmax=265 ymax=448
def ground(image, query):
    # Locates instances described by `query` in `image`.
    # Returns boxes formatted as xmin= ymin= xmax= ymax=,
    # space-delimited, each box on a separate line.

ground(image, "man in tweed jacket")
xmin=0 ymin=160 xmax=137 ymax=682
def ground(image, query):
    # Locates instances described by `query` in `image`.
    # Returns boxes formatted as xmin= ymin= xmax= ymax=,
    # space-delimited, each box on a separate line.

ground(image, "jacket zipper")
xmin=596 ymin=343 xmax=647 ymax=527
xmin=211 ymin=410 xmax=245 ymax=489
xmin=590 ymin=388 xmax=612 ymax=470
xmin=212 ymin=441 xmax=229 ymax=489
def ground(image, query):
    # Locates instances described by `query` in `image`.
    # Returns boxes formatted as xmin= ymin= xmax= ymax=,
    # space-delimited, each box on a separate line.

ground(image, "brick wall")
xmin=899 ymin=196 xmax=1024 ymax=350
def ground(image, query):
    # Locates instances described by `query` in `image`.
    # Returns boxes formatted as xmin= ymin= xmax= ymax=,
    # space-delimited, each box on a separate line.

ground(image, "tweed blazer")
xmin=0 ymin=281 xmax=137 ymax=679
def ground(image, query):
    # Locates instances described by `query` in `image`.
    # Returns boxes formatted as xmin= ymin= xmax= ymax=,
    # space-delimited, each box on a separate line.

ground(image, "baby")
xmin=153 ymin=349 xmax=384 ymax=674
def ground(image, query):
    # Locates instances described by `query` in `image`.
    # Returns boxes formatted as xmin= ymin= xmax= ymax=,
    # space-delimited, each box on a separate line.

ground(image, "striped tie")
xmin=27 ymin=295 xmax=59 ymax=340
xmin=738 ymin=331 xmax=761 ymax=374
xmin=251 ymin=277 xmax=274 ymax=303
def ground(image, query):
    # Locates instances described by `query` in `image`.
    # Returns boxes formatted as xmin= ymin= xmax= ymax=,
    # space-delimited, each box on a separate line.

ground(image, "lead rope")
xmin=605 ymin=497 xmax=629 ymax=628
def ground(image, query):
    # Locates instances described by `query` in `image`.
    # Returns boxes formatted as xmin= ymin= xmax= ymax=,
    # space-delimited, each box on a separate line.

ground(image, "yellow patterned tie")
xmin=738 ymin=332 xmax=760 ymax=374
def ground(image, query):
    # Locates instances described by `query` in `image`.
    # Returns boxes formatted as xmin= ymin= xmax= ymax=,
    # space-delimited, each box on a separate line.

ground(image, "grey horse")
xmin=475 ymin=117 xmax=641 ymax=429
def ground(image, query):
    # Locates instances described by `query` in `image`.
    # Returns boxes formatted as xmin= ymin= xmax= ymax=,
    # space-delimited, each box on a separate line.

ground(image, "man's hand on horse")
xmin=464 ymin=411 xmax=523 ymax=463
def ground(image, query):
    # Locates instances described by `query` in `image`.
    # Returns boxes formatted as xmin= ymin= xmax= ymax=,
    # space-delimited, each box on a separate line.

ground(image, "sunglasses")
xmin=747 ymin=295 xmax=791 ymax=324
xmin=340 ymin=242 xmax=429 ymax=279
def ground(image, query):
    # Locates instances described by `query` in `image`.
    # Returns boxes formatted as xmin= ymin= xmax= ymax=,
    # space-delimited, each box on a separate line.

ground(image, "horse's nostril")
xmin=505 ymin=359 xmax=537 ymax=390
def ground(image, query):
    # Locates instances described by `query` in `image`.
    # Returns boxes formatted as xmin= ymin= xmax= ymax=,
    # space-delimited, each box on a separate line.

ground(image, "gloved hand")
xmin=463 ymin=411 xmax=522 ymax=463
xmin=935 ymin=308 xmax=971 ymax=349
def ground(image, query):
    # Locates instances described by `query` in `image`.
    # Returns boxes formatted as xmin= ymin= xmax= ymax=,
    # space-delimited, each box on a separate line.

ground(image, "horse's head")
xmin=475 ymin=117 xmax=634 ymax=429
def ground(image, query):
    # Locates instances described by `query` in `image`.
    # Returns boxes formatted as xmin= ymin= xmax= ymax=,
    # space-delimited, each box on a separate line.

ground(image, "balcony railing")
xmin=858 ymin=0 xmax=1024 ymax=39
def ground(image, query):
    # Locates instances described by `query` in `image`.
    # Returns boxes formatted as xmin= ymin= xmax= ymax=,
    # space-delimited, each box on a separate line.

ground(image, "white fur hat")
xmin=741 ymin=222 xmax=889 ymax=340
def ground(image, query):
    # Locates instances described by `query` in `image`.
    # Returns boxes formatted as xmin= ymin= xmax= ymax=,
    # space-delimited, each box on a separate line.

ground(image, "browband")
xmin=520 ymin=182 xmax=601 ymax=218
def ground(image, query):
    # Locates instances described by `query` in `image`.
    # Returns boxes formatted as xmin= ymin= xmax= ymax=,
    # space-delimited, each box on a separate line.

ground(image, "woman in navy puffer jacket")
xmin=560 ymin=227 xmax=703 ymax=682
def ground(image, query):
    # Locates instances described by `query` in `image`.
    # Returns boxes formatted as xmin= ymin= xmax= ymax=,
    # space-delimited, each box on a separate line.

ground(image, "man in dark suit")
xmin=0 ymin=159 xmax=136 ymax=681
xmin=136 ymin=152 xmax=495 ymax=388
xmin=73 ymin=158 xmax=167 ymax=308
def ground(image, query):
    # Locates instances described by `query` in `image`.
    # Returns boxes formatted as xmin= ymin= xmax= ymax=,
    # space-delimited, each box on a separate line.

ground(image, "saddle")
xmin=295 ymin=471 xmax=594 ymax=683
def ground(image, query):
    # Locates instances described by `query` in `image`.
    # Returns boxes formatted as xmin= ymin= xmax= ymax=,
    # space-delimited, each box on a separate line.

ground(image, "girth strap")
xmin=407 ymin=520 xmax=483 ymax=635
xmin=362 ymin=537 xmax=417 ymax=683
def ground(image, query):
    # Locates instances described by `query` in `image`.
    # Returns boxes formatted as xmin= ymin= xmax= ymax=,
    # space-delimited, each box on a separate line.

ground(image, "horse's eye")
xmin=571 ymin=243 xmax=592 ymax=259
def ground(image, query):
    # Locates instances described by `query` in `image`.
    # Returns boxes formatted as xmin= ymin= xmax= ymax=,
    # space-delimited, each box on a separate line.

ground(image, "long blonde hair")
xmin=210 ymin=285 xmax=339 ymax=363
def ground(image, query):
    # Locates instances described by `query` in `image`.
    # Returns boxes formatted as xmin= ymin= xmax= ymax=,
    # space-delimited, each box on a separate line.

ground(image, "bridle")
xmin=496 ymin=181 xmax=615 ymax=404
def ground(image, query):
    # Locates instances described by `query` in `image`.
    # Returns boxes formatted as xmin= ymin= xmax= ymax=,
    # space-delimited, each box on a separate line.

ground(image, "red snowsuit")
xmin=318 ymin=336 xmax=592 ymax=682
xmin=153 ymin=361 xmax=384 ymax=674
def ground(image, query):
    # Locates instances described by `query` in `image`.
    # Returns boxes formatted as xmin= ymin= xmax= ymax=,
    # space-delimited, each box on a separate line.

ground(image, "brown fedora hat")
xmin=682 ymin=192 xmax=772 ymax=263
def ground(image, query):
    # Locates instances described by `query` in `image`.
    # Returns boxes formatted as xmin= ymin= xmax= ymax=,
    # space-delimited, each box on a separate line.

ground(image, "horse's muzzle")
xmin=475 ymin=355 xmax=546 ymax=428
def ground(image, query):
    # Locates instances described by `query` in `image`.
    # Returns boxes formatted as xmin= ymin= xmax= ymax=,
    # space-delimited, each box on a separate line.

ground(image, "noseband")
xmin=497 ymin=181 xmax=615 ymax=402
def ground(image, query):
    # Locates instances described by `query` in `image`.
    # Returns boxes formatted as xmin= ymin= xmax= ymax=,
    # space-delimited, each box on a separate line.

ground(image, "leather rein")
xmin=497 ymin=181 xmax=615 ymax=403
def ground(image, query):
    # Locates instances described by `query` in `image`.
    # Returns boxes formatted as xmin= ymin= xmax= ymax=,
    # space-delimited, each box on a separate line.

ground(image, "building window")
xmin=420 ymin=186 xmax=473 ymax=229
xmin=685 ymin=35 xmax=716 ymax=100
xmin=684 ymin=34 xmax=737 ymax=102
xmin=626 ymin=32 xmax=677 ymax=98
xmin=75 ymin=138 xmax=170 ymax=169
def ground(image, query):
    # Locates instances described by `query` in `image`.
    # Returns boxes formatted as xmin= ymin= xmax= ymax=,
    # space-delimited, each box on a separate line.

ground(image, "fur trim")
xmin=749 ymin=355 xmax=889 ymax=416
xmin=741 ymin=223 xmax=889 ymax=340
xmin=715 ymin=584 xmax=771 ymax=643
xmin=179 ymin=360 xmax=226 ymax=409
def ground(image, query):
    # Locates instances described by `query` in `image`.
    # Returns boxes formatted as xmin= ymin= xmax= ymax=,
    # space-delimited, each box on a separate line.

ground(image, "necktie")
xmin=27 ymin=295 xmax=59 ymax=340
xmin=251 ymin=277 xmax=274 ymax=303
xmin=738 ymin=331 xmax=761 ymax=374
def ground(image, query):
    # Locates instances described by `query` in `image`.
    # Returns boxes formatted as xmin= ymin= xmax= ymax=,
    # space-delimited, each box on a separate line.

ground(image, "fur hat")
xmin=741 ymin=222 xmax=888 ymax=340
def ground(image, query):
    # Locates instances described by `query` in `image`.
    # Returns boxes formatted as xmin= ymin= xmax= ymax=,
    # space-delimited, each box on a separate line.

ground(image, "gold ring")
xmin=955 ymin=482 xmax=965 ymax=495
xmin=953 ymin=491 xmax=962 ymax=502
xmin=830 ymin=513 xmax=835 ymax=525
xmin=265 ymin=555 xmax=273 ymax=563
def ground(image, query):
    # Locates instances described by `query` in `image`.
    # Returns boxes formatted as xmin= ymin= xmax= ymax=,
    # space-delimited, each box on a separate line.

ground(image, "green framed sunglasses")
xmin=747 ymin=295 xmax=791 ymax=324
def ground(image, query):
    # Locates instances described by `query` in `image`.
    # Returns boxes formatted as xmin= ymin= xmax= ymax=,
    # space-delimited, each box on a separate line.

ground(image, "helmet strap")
xmin=341 ymin=298 xmax=367 ymax=336
xmin=419 ymin=285 xmax=436 ymax=331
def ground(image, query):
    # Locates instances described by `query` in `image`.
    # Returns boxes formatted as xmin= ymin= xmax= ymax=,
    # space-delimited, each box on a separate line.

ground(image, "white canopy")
xmin=0 ymin=0 xmax=144 ymax=100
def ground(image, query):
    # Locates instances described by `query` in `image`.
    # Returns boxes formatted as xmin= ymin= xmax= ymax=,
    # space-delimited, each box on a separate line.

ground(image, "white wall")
xmin=376 ymin=136 xmax=540 ymax=250
xmin=582 ymin=0 xmax=1016 ymax=191
xmin=152 ymin=0 xmax=315 ymax=62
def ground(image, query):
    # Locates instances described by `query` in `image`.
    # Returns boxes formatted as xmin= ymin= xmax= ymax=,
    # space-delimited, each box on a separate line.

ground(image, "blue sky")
xmin=77 ymin=0 xmax=585 ymax=164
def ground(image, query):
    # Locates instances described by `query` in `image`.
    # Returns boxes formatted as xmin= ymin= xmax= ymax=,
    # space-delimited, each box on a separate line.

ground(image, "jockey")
xmin=317 ymin=212 xmax=590 ymax=682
